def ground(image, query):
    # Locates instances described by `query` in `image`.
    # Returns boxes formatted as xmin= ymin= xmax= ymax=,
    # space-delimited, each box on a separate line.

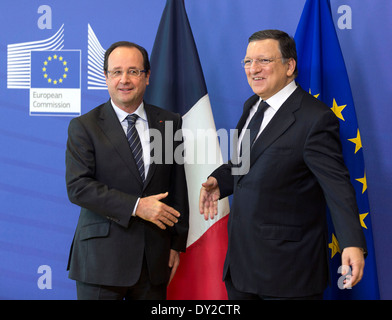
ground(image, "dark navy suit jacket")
xmin=66 ymin=100 xmax=189 ymax=286
xmin=211 ymin=86 xmax=366 ymax=297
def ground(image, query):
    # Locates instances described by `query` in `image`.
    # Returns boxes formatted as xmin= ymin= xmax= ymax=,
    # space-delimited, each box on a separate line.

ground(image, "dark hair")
xmin=103 ymin=41 xmax=150 ymax=74
xmin=248 ymin=29 xmax=298 ymax=78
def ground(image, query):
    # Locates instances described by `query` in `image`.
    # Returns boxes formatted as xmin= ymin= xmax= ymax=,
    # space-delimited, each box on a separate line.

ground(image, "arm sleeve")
xmin=304 ymin=110 xmax=367 ymax=252
xmin=209 ymin=163 xmax=234 ymax=199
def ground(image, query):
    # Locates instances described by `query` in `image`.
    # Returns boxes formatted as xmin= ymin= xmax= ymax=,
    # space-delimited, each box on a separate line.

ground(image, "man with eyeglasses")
xmin=66 ymin=41 xmax=189 ymax=299
xmin=199 ymin=30 xmax=366 ymax=300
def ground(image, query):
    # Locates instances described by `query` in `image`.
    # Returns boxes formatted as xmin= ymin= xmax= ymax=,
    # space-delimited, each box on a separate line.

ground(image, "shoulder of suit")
xmin=144 ymin=102 xmax=181 ymax=121
xmin=73 ymin=100 xmax=182 ymax=126
xmin=290 ymin=89 xmax=338 ymax=129
xmin=295 ymin=86 xmax=333 ymax=115
xmin=73 ymin=100 xmax=108 ymax=122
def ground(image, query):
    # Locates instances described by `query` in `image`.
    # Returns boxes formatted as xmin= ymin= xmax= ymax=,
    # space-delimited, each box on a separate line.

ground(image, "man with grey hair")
xmin=199 ymin=30 xmax=366 ymax=300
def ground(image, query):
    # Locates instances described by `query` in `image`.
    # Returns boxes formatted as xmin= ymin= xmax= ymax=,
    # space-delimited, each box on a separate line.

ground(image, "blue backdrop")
xmin=0 ymin=0 xmax=391 ymax=299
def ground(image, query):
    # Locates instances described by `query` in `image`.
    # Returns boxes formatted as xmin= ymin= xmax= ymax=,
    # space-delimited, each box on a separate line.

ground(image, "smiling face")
xmin=245 ymin=39 xmax=296 ymax=100
xmin=105 ymin=46 xmax=150 ymax=113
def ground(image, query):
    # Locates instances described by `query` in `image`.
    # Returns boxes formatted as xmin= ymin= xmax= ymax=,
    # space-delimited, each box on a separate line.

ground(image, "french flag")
xmin=145 ymin=0 xmax=230 ymax=300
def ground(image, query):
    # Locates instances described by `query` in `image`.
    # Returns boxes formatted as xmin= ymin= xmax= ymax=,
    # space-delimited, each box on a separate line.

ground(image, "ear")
xmin=286 ymin=58 xmax=296 ymax=77
xmin=145 ymin=70 xmax=151 ymax=85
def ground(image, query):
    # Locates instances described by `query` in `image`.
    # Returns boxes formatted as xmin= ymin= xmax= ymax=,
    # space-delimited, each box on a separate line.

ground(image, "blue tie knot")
xmin=127 ymin=113 xmax=139 ymax=125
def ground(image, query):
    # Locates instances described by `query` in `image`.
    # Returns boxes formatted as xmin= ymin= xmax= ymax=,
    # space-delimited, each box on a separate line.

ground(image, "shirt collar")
xmin=111 ymin=100 xmax=147 ymax=123
xmin=263 ymin=80 xmax=297 ymax=111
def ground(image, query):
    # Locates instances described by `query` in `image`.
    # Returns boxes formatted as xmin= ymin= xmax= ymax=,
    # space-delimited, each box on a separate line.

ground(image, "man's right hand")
xmin=199 ymin=176 xmax=220 ymax=220
xmin=135 ymin=192 xmax=180 ymax=229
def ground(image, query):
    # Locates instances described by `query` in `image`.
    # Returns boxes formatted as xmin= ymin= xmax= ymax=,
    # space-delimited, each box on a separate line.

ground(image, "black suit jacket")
xmin=66 ymin=100 xmax=189 ymax=286
xmin=211 ymin=86 xmax=366 ymax=297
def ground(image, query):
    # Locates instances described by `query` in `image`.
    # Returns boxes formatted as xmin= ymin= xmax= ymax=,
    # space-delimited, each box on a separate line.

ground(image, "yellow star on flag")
xmin=329 ymin=233 xmax=341 ymax=258
xmin=360 ymin=213 xmax=369 ymax=229
xmin=331 ymin=98 xmax=346 ymax=121
xmin=348 ymin=129 xmax=362 ymax=154
xmin=356 ymin=172 xmax=367 ymax=194
xmin=309 ymin=88 xmax=320 ymax=99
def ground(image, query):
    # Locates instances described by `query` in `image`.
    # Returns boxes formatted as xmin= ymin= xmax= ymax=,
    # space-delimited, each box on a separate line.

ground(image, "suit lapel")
xmin=236 ymin=94 xmax=259 ymax=131
xmin=231 ymin=94 xmax=259 ymax=162
xmin=97 ymin=100 xmax=143 ymax=184
xmin=237 ymin=87 xmax=304 ymax=181
xmin=143 ymin=103 xmax=163 ymax=188
xmin=250 ymin=87 xmax=304 ymax=165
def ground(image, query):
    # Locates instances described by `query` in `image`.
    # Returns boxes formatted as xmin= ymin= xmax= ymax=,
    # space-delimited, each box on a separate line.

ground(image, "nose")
xmin=119 ymin=72 xmax=131 ymax=83
xmin=249 ymin=60 xmax=262 ymax=73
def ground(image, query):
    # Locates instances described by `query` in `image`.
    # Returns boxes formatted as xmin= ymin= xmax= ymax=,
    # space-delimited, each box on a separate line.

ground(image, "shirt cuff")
xmin=132 ymin=197 xmax=140 ymax=216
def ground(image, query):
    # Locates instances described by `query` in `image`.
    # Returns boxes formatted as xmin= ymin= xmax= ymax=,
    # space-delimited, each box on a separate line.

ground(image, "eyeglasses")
xmin=107 ymin=68 xmax=147 ymax=78
xmin=241 ymin=57 xmax=282 ymax=68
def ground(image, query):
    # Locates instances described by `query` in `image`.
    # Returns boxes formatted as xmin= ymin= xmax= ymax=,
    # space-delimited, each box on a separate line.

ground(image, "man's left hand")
xmin=341 ymin=247 xmax=365 ymax=289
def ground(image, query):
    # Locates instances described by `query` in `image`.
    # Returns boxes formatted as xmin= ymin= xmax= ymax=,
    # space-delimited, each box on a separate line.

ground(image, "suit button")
xmin=237 ymin=183 xmax=242 ymax=189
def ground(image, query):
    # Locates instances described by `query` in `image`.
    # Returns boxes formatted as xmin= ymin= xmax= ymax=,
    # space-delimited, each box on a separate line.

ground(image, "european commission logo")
xmin=7 ymin=25 xmax=81 ymax=116
xmin=30 ymin=50 xmax=81 ymax=116
xmin=29 ymin=50 xmax=81 ymax=116
xmin=7 ymin=23 xmax=107 ymax=116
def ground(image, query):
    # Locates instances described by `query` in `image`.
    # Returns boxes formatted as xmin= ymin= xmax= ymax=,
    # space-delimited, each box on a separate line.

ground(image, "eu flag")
xmin=295 ymin=0 xmax=379 ymax=299
xmin=30 ymin=50 xmax=80 ymax=89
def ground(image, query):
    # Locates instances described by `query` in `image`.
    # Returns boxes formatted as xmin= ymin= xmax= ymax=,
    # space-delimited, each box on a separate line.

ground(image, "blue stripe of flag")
xmin=144 ymin=0 xmax=207 ymax=115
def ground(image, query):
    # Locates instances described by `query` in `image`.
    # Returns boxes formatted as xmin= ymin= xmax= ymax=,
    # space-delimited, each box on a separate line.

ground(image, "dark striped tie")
xmin=126 ymin=114 xmax=145 ymax=182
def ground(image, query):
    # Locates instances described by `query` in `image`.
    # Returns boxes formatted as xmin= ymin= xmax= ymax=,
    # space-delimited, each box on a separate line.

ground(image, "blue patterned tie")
xmin=126 ymin=114 xmax=145 ymax=182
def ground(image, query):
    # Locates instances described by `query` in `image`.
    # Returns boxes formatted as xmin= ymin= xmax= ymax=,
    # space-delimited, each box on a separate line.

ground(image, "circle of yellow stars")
xmin=42 ymin=54 xmax=69 ymax=85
